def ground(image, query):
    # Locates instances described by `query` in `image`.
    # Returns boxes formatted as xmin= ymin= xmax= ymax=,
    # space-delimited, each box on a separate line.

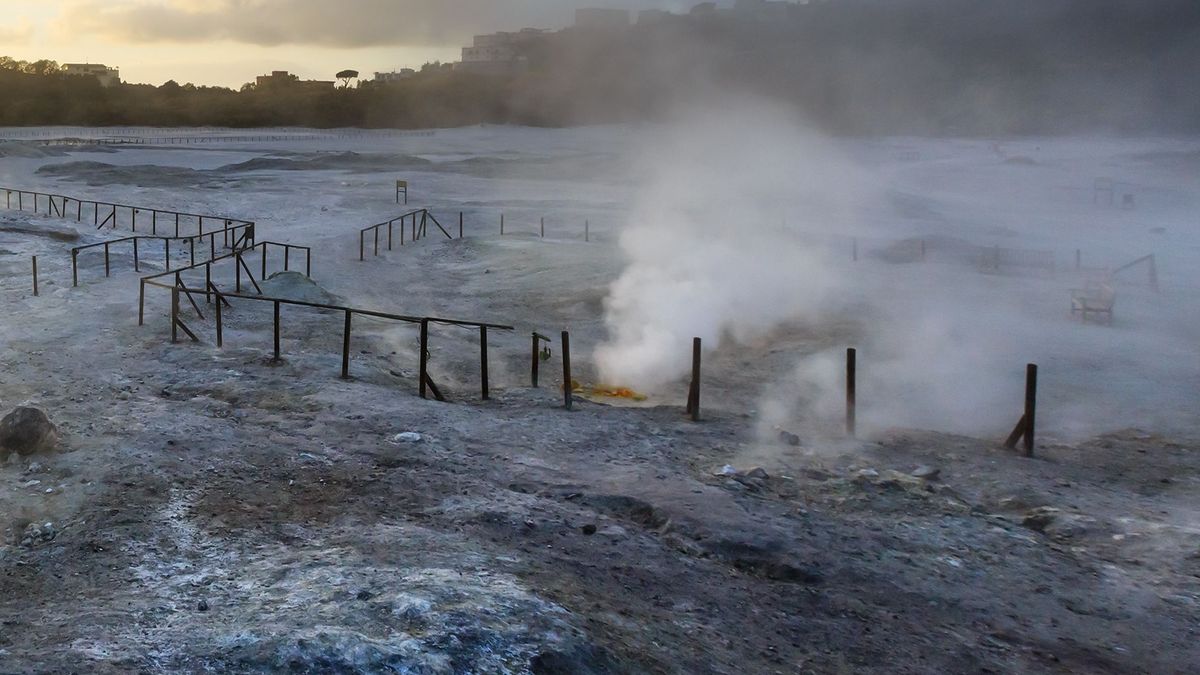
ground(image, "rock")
xmin=390 ymin=432 xmax=422 ymax=444
xmin=580 ymin=524 xmax=597 ymax=536
xmin=912 ymin=465 xmax=941 ymax=481
xmin=0 ymin=407 xmax=58 ymax=460
xmin=197 ymin=599 xmax=209 ymax=612
xmin=778 ymin=431 xmax=801 ymax=446
xmin=1021 ymin=507 xmax=1060 ymax=533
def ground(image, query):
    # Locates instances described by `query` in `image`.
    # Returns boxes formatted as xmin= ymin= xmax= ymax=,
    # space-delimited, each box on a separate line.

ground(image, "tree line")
xmin=2 ymin=0 xmax=1197 ymax=135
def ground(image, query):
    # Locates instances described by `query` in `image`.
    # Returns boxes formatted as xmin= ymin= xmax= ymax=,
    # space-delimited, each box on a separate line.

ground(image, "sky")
xmin=0 ymin=0 xmax=702 ymax=88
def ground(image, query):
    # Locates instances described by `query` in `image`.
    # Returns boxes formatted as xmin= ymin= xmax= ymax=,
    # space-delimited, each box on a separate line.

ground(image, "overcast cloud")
xmin=58 ymin=0 xmax=700 ymax=48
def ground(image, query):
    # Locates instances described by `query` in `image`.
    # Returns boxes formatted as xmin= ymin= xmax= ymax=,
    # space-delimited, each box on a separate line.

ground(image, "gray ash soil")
xmin=1 ymin=298 xmax=1197 ymax=673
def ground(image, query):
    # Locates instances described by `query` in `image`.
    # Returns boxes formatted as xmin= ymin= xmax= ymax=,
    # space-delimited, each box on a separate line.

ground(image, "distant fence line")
xmin=2 ymin=186 xmax=253 ymax=238
xmin=0 ymin=128 xmax=436 ymax=144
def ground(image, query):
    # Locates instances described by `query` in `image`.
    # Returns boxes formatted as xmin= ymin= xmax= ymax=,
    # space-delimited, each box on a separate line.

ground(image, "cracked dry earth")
xmin=0 ymin=262 xmax=1197 ymax=674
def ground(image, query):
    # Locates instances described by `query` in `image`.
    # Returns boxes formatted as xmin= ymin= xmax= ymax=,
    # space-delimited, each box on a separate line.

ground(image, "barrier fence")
xmin=2 ymin=186 xmax=253 ymax=239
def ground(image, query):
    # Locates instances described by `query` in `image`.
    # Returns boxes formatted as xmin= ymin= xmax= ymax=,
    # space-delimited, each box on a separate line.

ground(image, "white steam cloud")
xmin=595 ymin=100 xmax=871 ymax=391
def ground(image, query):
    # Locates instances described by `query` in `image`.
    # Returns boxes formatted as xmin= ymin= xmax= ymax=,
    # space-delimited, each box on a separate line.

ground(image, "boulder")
xmin=0 ymin=407 xmax=59 ymax=460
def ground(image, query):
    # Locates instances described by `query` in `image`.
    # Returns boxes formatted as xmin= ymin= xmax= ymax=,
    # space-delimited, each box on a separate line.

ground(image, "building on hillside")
xmin=62 ymin=63 xmax=120 ymax=87
xmin=254 ymin=70 xmax=334 ymax=91
xmin=373 ymin=69 xmax=416 ymax=83
xmin=458 ymin=29 xmax=546 ymax=75
xmin=575 ymin=8 xmax=631 ymax=30
xmin=637 ymin=9 xmax=673 ymax=25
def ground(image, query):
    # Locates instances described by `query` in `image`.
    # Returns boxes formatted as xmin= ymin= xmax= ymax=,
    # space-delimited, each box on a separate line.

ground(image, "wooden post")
xmin=171 ymin=286 xmax=180 ymax=343
xmin=71 ymin=250 xmax=78 ymax=287
xmin=531 ymin=333 xmax=540 ymax=388
xmin=480 ymin=326 xmax=490 ymax=400
xmin=374 ymin=228 xmax=379 ymax=256
xmin=341 ymin=310 xmax=352 ymax=379
xmin=561 ymin=330 xmax=572 ymax=410
xmin=31 ymin=256 xmax=38 ymax=296
xmin=419 ymin=319 xmax=430 ymax=399
xmin=501 ymin=213 xmax=505 ymax=236
xmin=846 ymin=348 xmax=857 ymax=438
xmin=459 ymin=212 xmax=464 ymax=238
xmin=540 ymin=217 xmax=545 ymax=238
xmin=686 ymin=337 xmax=702 ymax=421
xmin=165 ymin=239 xmax=171 ymax=271
xmin=272 ymin=300 xmax=281 ymax=361
xmin=204 ymin=263 xmax=212 ymax=304
xmin=284 ymin=246 xmax=290 ymax=272
xmin=359 ymin=231 xmax=365 ymax=261
xmin=133 ymin=237 xmax=140 ymax=272
xmin=214 ymin=287 xmax=223 ymax=347
xmin=138 ymin=280 xmax=146 ymax=326
xmin=1023 ymin=363 xmax=1037 ymax=457
xmin=585 ymin=219 xmax=589 ymax=242
xmin=104 ymin=242 xmax=110 ymax=277
xmin=261 ymin=244 xmax=267 ymax=279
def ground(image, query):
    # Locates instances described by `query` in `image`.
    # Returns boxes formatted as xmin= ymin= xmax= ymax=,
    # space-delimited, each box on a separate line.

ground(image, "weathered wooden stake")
xmin=133 ymin=237 xmax=140 ymax=272
xmin=540 ymin=217 xmax=545 ymax=238
xmin=846 ymin=347 xmax=857 ymax=438
xmin=419 ymin=319 xmax=430 ymax=399
xmin=341 ymin=310 xmax=352 ymax=379
xmin=1023 ymin=363 xmax=1037 ymax=457
xmin=214 ymin=288 xmax=223 ymax=347
xmin=531 ymin=333 xmax=541 ymax=387
xmin=480 ymin=326 xmax=490 ymax=400
xmin=31 ymin=256 xmax=38 ymax=296
xmin=104 ymin=242 xmax=110 ymax=277
xmin=501 ymin=213 xmax=505 ymax=235
xmin=561 ymin=330 xmax=572 ymax=410
xmin=686 ymin=337 xmax=702 ymax=421
xmin=459 ymin=212 xmax=464 ymax=238
xmin=272 ymin=300 xmax=281 ymax=361
xmin=71 ymin=250 xmax=78 ymax=287
xmin=170 ymin=286 xmax=180 ymax=343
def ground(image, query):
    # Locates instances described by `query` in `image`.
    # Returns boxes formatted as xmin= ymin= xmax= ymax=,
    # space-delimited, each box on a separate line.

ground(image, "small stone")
xmin=197 ymin=599 xmax=209 ymax=612
xmin=391 ymin=432 xmax=422 ymax=444
xmin=778 ymin=431 xmax=801 ymax=446
xmin=355 ymin=590 xmax=373 ymax=601
xmin=912 ymin=466 xmax=941 ymax=481
xmin=581 ymin=524 xmax=597 ymax=536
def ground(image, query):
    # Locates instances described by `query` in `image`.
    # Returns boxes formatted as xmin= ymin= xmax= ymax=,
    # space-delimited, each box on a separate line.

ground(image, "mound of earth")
xmin=259 ymin=271 xmax=344 ymax=305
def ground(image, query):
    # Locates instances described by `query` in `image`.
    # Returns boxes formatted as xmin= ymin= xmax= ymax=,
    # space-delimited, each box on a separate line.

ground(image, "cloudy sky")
xmin=0 ymin=0 xmax=697 ymax=87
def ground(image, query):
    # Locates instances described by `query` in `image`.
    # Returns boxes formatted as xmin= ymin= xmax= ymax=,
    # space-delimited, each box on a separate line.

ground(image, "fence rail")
xmin=359 ymin=208 xmax=452 ymax=260
xmin=70 ymin=222 xmax=256 ymax=286
xmin=2 ymin=186 xmax=253 ymax=239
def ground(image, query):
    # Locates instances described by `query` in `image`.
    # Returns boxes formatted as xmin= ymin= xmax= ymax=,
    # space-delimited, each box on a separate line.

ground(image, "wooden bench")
xmin=1070 ymin=282 xmax=1115 ymax=324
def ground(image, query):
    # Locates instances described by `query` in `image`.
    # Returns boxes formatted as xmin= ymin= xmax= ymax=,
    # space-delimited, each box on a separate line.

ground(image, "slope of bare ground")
xmin=2 ymin=131 xmax=1199 ymax=673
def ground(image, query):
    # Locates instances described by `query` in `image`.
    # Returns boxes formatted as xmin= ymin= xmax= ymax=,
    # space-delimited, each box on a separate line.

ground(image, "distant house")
xmin=458 ymin=29 xmax=546 ymax=75
xmin=62 ymin=63 xmax=120 ymax=87
xmin=373 ymin=69 xmax=416 ymax=84
xmin=575 ymin=8 xmax=631 ymax=30
xmin=254 ymin=70 xmax=334 ymax=91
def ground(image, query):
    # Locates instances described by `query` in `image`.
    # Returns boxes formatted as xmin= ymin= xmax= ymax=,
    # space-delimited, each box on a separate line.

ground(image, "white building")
xmin=62 ymin=63 xmax=120 ymax=87
xmin=459 ymin=29 xmax=545 ymax=75
xmin=374 ymin=69 xmax=416 ymax=83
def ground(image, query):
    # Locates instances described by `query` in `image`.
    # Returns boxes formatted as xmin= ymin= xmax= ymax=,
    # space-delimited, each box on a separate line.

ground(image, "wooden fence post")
xmin=686 ymin=337 xmax=702 ymax=421
xmin=846 ymin=348 xmax=857 ymax=438
xmin=419 ymin=319 xmax=430 ymax=399
xmin=531 ymin=333 xmax=540 ymax=388
xmin=561 ymin=331 xmax=572 ymax=410
xmin=480 ymin=326 xmax=490 ymax=400
xmin=31 ymin=256 xmax=38 ymax=296
xmin=272 ymin=300 xmax=281 ymax=361
xmin=341 ymin=310 xmax=352 ymax=379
